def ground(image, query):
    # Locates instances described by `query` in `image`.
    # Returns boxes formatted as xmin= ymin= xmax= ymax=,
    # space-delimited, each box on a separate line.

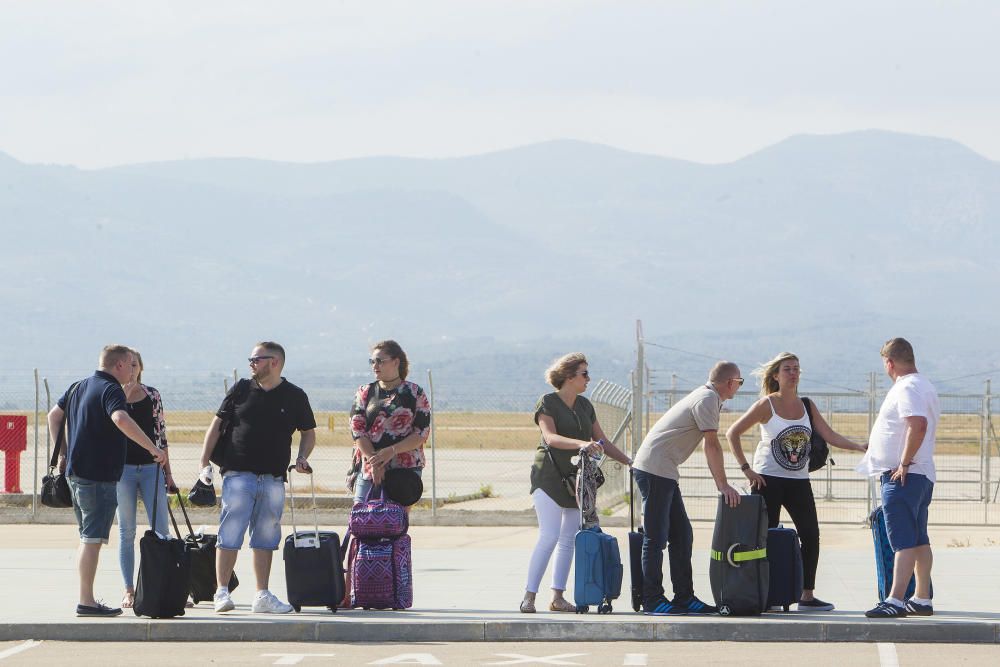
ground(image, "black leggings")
xmin=752 ymin=475 xmax=820 ymax=591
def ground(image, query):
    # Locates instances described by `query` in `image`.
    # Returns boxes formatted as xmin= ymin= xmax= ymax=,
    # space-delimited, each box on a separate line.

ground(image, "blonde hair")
xmin=753 ymin=352 xmax=799 ymax=397
xmin=545 ymin=352 xmax=587 ymax=389
xmin=129 ymin=347 xmax=144 ymax=383
xmin=881 ymin=337 xmax=915 ymax=365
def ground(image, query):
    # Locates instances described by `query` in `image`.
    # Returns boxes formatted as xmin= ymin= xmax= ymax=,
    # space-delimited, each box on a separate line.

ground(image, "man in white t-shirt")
xmin=631 ymin=361 xmax=744 ymax=616
xmin=857 ymin=338 xmax=939 ymax=618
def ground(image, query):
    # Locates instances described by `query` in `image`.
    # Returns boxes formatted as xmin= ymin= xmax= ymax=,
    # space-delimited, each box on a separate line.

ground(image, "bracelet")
xmin=740 ymin=463 xmax=751 ymax=472
xmin=901 ymin=462 xmax=911 ymax=467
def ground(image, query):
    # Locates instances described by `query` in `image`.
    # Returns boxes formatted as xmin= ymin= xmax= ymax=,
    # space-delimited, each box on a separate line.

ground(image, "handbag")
xmin=801 ymin=397 xmax=833 ymax=472
xmin=41 ymin=382 xmax=80 ymax=508
xmin=545 ymin=446 xmax=605 ymax=499
xmin=210 ymin=379 xmax=250 ymax=467
xmin=348 ymin=485 xmax=408 ymax=538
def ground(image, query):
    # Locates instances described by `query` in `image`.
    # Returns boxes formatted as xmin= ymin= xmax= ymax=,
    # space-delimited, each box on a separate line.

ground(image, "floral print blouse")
xmin=350 ymin=380 xmax=431 ymax=479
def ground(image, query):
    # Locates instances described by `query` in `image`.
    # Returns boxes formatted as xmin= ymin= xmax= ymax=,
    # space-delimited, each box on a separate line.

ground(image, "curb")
xmin=3 ymin=620 xmax=998 ymax=644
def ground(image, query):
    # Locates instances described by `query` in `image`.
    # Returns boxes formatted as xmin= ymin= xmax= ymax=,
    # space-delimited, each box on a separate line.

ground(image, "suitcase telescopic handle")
xmin=286 ymin=465 xmax=320 ymax=548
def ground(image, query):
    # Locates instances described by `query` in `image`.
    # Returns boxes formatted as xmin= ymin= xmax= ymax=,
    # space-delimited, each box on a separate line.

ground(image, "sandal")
xmin=519 ymin=598 xmax=536 ymax=613
xmin=549 ymin=598 xmax=576 ymax=612
xmin=121 ymin=591 xmax=135 ymax=609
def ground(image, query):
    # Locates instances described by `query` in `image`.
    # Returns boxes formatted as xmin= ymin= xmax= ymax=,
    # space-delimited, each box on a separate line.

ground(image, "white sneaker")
xmin=213 ymin=590 xmax=235 ymax=613
xmin=252 ymin=590 xmax=293 ymax=614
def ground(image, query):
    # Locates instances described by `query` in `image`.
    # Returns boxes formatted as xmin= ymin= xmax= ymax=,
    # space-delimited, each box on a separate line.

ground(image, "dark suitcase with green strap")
xmin=709 ymin=494 xmax=769 ymax=616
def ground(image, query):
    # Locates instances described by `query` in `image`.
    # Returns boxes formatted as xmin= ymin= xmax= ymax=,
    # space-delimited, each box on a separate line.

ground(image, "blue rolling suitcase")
xmin=766 ymin=526 xmax=803 ymax=611
xmin=572 ymin=453 xmax=623 ymax=614
xmin=869 ymin=505 xmax=931 ymax=601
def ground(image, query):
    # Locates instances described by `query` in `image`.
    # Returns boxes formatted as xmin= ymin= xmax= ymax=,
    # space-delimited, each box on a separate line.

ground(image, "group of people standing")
xmin=52 ymin=336 xmax=937 ymax=621
xmin=51 ymin=339 xmax=427 ymax=617
xmin=524 ymin=338 xmax=939 ymax=619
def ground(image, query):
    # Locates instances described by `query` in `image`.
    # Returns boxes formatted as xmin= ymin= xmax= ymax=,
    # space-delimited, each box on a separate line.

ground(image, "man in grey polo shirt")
xmin=632 ymin=361 xmax=744 ymax=615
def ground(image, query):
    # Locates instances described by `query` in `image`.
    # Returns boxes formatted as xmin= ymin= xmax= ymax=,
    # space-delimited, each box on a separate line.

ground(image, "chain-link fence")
xmin=634 ymin=380 xmax=1000 ymax=526
xmin=2 ymin=369 xmax=998 ymax=525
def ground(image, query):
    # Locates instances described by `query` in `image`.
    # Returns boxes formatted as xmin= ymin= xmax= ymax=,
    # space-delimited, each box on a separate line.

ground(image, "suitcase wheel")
xmin=328 ymin=606 xmax=337 ymax=613
xmin=575 ymin=605 xmax=589 ymax=614
xmin=783 ymin=604 xmax=790 ymax=612
xmin=598 ymin=603 xmax=612 ymax=614
xmin=719 ymin=605 xmax=732 ymax=616
xmin=293 ymin=605 xmax=301 ymax=613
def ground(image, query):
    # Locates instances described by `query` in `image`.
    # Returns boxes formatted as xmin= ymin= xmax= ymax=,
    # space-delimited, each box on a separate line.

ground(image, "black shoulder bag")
xmin=41 ymin=382 xmax=81 ymax=508
xmin=801 ymin=396 xmax=833 ymax=472
xmin=209 ymin=379 xmax=251 ymax=467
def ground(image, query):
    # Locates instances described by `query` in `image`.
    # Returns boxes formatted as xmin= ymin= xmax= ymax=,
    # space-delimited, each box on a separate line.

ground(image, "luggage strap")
xmin=711 ymin=545 xmax=766 ymax=567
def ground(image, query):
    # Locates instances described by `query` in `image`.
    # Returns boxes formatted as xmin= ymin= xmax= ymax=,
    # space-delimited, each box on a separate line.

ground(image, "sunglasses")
xmin=730 ymin=377 xmax=745 ymax=386
xmin=248 ymin=355 xmax=275 ymax=364
xmin=576 ymin=370 xmax=590 ymax=379
xmin=369 ymin=357 xmax=393 ymax=366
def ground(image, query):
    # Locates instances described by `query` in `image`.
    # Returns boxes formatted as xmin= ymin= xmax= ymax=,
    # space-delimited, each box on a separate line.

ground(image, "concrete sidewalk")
xmin=1 ymin=524 xmax=999 ymax=644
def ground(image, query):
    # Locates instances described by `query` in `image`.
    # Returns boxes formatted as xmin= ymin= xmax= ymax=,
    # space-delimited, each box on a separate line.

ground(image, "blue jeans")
xmin=116 ymin=463 xmax=170 ymax=589
xmin=218 ymin=472 xmax=286 ymax=551
xmin=634 ymin=468 xmax=694 ymax=608
xmin=68 ymin=476 xmax=119 ymax=545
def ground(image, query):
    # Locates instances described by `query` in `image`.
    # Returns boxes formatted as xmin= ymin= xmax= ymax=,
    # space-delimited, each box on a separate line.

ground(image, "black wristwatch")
xmin=740 ymin=463 xmax=751 ymax=472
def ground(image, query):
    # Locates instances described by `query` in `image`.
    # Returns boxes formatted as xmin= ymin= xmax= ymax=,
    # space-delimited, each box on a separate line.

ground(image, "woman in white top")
xmin=726 ymin=352 xmax=866 ymax=611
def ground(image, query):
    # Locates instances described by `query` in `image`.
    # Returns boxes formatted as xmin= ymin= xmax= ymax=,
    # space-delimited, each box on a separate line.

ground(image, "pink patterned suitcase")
xmin=349 ymin=533 xmax=412 ymax=609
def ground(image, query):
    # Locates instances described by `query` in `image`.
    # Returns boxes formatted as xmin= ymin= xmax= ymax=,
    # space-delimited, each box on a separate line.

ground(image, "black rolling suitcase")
xmin=171 ymin=488 xmax=239 ymax=604
xmin=709 ymin=494 xmax=769 ymax=616
xmin=283 ymin=466 xmax=347 ymax=613
xmin=766 ymin=526 xmax=803 ymax=611
xmin=134 ymin=466 xmax=192 ymax=618
xmin=628 ymin=468 xmax=644 ymax=612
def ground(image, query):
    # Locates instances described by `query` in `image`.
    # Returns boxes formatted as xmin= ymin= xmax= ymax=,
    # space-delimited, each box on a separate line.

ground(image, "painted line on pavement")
xmin=0 ymin=640 xmax=42 ymax=661
xmin=877 ymin=642 xmax=899 ymax=667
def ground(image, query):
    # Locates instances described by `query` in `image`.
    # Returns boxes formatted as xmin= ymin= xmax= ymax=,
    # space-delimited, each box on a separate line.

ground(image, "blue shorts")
xmin=68 ymin=476 xmax=119 ymax=545
xmin=881 ymin=471 xmax=933 ymax=552
xmin=218 ymin=472 xmax=286 ymax=551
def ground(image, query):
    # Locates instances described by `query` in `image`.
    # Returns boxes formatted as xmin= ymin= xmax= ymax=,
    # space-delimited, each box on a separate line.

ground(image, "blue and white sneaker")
xmin=904 ymin=599 xmax=933 ymax=616
xmin=680 ymin=596 xmax=718 ymax=615
xmin=865 ymin=601 xmax=907 ymax=618
xmin=643 ymin=598 xmax=687 ymax=616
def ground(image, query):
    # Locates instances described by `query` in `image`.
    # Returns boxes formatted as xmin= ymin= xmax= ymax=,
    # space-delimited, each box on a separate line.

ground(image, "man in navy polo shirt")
xmin=49 ymin=344 xmax=165 ymax=617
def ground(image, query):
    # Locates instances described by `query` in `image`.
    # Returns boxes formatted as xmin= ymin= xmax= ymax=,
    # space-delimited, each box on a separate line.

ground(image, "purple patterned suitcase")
xmin=349 ymin=533 xmax=412 ymax=609
xmin=348 ymin=487 xmax=408 ymax=539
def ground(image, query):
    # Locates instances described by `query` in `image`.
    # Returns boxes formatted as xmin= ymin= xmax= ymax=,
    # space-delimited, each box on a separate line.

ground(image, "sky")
xmin=1 ymin=0 xmax=998 ymax=169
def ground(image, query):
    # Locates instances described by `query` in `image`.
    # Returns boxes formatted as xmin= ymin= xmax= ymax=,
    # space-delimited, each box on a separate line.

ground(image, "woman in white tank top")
xmin=726 ymin=352 xmax=866 ymax=612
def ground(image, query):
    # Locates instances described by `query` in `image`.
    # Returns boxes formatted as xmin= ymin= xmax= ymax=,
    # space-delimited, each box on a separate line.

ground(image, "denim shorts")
xmin=218 ymin=472 xmax=286 ymax=551
xmin=68 ymin=476 xmax=119 ymax=544
xmin=353 ymin=467 xmax=423 ymax=504
xmin=881 ymin=471 xmax=934 ymax=552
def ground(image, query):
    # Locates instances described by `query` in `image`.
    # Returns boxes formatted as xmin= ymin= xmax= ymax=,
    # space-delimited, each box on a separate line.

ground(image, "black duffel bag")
xmin=171 ymin=488 xmax=238 ymax=603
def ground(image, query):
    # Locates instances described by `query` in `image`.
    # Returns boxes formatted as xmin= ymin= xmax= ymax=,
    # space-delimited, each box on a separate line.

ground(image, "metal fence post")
xmin=427 ymin=369 xmax=437 ymax=517
xmin=632 ymin=320 xmax=644 ymax=452
xmin=983 ymin=380 xmax=991 ymax=505
xmin=43 ymin=379 xmax=51 ymax=464
xmin=32 ymin=369 xmax=39 ymax=520
xmin=824 ymin=395 xmax=833 ymax=501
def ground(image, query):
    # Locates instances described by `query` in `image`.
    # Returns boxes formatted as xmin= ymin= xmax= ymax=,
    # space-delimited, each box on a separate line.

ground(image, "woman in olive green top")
xmin=520 ymin=353 xmax=632 ymax=613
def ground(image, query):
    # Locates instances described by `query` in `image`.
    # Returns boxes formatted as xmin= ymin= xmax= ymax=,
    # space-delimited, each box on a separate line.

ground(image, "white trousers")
xmin=525 ymin=488 xmax=578 ymax=593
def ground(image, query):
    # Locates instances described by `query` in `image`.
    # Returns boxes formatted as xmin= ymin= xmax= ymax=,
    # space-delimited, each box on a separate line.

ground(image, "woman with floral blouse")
xmin=349 ymin=339 xmax=431 ymax=505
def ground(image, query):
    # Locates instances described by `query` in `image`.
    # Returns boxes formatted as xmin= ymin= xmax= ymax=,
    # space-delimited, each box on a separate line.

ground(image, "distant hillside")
xmin=2 ymin=130 xmax=998 ymax=391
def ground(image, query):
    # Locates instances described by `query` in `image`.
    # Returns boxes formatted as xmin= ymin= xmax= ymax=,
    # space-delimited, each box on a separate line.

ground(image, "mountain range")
xmin=2 ymin=130 xmax=999 ymax=397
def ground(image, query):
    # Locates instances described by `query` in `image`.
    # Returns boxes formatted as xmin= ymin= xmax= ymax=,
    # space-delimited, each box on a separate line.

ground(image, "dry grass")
xmin=150 ymin=409 xmax=1000 ymax=455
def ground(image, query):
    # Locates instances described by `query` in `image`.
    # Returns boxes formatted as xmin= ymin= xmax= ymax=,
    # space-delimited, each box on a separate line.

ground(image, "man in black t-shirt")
xmin=198 ymin=341 xmax=316 ymax=614
xmin=48 ymin=344 xmax=165 ymax=617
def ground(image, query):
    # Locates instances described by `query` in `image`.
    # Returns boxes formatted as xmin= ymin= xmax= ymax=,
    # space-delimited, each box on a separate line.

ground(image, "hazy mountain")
xmin=2 ymin=130 xmax=999 ymax=395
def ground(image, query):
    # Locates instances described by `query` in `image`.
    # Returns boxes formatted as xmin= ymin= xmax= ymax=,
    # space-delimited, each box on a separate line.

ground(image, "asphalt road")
xmin=2 ymin=640 xmax=1000 ymax=665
